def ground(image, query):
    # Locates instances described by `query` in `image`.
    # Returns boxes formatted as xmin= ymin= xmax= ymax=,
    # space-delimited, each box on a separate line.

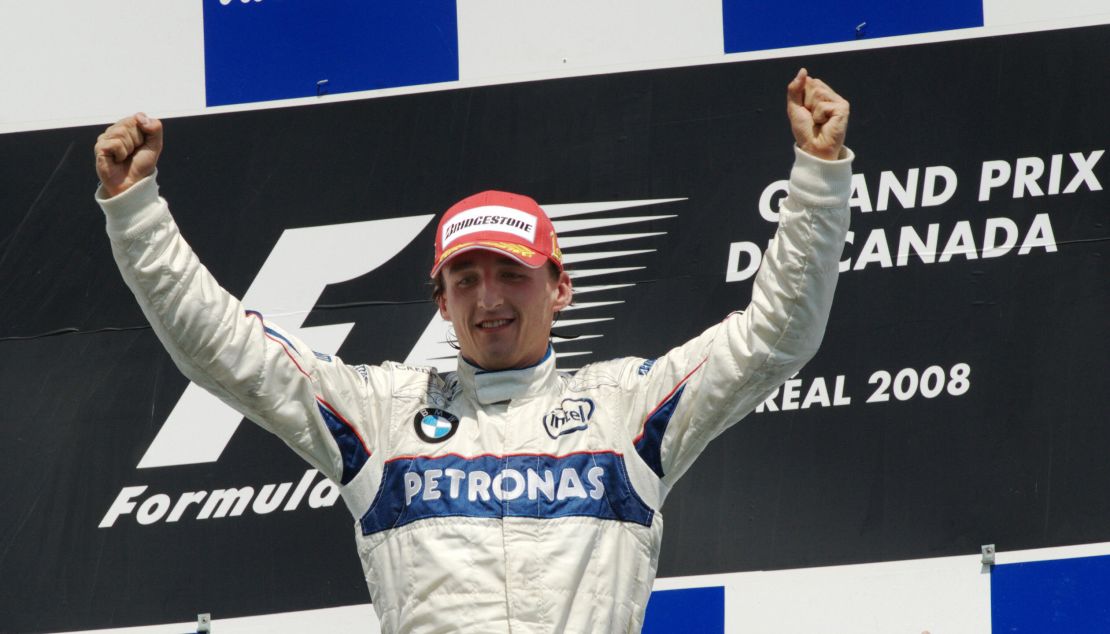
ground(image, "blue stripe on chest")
xmin=360 ymin=451 xmax=653 ymax=534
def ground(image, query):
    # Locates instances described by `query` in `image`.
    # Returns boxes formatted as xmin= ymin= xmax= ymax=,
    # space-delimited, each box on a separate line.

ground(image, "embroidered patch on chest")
xmin=542 ymin=398 xmax=595 ymax=439
xmin=413 ymin=408 xmax=460 ymax=443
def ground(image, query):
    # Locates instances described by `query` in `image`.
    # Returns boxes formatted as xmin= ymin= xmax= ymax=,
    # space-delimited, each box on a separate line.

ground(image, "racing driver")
xmin=94 ymin=68 xmax=852 ymax=633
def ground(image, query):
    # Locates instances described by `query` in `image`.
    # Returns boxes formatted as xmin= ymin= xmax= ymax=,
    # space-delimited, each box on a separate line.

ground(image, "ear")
xmin=437 ymin=294 xmax=451 ymax=321
xmin=552 ymin=271 xmax=573 ymax=312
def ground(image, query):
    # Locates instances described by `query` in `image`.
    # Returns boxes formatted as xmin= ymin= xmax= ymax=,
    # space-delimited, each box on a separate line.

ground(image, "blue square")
xmin=723 ymin=0 xmax=983 ymax=53
xmin=992 ymin=554 xmax=1110 ymax=632
xmin=203 ymin=0 xmax=458 ymax=107
xmin=644 ymin=586 xmax=725 ymax=634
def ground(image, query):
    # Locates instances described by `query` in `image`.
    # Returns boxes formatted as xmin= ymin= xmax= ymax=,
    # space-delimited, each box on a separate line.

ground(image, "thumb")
xmin=136 ymin=112 xmax=164 ymax=154
xmin=786 ymin=68 xmax=807 ymax=109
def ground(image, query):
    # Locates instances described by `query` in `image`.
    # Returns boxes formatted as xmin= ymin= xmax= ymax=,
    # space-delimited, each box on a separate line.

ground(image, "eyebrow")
xmin=445 ymin=259 xmax=482 ymax=275
xmin=445 ymin=254 xmax=522 ymax=274
xmin=447 ymin=260 xmax=477 ymax=273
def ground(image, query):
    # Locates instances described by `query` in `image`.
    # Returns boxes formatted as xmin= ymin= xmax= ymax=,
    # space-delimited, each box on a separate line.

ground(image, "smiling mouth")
xmin=478 ymin=318 xmax=513 ymax=329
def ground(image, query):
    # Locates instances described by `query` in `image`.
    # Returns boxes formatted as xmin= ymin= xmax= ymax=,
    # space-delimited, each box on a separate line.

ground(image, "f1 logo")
xmin=137 ymin=214 xmax=434 ymax=468
xmin=136 ymin=197 xmax=681 ymax=468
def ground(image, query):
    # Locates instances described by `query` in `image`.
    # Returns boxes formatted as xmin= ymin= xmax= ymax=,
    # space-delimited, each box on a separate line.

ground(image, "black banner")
xmin=0 ymin=24 xmax=1107 ymax=632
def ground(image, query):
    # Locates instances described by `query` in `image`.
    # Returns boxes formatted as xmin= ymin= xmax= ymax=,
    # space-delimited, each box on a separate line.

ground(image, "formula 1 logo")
xmin=136 ymin=197 xmax=683 ymax=469
xmin=543 ymin=398 xmax=595 ymax=439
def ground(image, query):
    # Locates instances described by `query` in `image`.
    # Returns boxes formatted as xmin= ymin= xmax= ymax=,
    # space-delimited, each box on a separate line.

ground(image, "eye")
xmin=455 ymin=274 xmax=477 ymax=288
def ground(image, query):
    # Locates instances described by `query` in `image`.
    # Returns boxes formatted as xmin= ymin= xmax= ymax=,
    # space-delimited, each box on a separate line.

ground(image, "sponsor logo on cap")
xmin=441 ymin=206 xmax=537 ymax=247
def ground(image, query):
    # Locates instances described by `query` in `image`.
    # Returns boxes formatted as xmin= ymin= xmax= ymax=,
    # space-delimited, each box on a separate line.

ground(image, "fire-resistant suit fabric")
xmin=98 ymin=145 xmax=852 ymax=633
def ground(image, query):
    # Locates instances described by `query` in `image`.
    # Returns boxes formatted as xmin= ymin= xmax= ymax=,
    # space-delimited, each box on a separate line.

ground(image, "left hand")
xmin=786 ymin=68 xmax=850 ymax=160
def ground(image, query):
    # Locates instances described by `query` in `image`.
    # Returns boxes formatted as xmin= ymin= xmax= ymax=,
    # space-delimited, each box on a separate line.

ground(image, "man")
xmin=95 ymin=68 xmax=851 ymax=633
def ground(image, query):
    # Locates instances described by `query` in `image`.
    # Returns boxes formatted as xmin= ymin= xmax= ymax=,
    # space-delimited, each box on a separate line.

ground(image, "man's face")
xmin=437 ymin=250 xmax=572 ymax=370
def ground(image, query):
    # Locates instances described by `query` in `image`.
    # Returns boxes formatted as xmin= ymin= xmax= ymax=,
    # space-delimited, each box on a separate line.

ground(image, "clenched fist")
xmin=95 ymin=113 xmax=163 ymax=198
xmin=786 ymin=69 xmax=850 ymax=160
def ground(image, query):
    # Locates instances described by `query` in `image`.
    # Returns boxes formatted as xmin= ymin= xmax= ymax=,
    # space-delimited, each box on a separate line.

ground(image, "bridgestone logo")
xmin=444 ymin=215 xmax=532 ymax=238
xmin=441 ymin=206 xmax=536 ymax=247
xmin=98 ymin=469 xmax=338 ymax=528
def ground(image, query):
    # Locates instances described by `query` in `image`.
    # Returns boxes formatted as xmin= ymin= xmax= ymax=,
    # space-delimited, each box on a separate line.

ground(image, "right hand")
xmin=95 ymin=113 xmax=163 ymax=198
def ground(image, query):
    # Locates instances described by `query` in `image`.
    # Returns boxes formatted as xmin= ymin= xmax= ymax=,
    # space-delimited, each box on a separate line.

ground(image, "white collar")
xmin=456 ymin=346 xmax=558 ymax=405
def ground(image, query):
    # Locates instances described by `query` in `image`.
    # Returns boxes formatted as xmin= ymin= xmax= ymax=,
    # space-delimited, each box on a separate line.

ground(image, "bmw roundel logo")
xmin=413 ymin=408 xmax=460 ymax=443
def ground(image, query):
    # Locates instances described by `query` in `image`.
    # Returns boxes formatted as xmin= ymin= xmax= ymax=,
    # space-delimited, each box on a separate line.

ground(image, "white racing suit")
xmin=98 ymin=146 xmax=852 ymax=633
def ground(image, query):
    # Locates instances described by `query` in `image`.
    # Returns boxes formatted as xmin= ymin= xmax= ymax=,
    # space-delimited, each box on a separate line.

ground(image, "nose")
xmin=477 ymin=277 xmax=504 ymax=311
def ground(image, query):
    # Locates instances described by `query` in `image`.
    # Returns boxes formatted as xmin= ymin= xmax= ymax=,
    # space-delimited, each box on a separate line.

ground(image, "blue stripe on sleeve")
xmin=635 ymin=385 xmax=687 ymax=479
xmin=263 ymin=326 xmax=299 ymax=355
xmin=316 ymin=402 xmax=369 ymax=486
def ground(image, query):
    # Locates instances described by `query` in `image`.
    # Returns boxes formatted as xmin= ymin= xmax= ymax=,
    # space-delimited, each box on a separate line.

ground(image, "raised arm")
xmin=625 ymin=70 xmax=853 ymax=488
xmin=94 ymin=115 xmax=383 ymax=490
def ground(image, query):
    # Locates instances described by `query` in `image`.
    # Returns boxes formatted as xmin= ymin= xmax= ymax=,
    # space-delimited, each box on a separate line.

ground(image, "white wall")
xmin=6 ymin=3 xmax=1110 ymax=632
xmin=1 ymin=0 xmax=1107 ymax=134
xmin=61 ymin=541 xmax=1110 ymax=633
xmin=0 ymin=1 xmax=204 ymax=132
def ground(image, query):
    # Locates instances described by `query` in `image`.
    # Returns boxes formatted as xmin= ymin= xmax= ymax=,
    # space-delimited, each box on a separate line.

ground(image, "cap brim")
xmin=430 ymin=240 xmax=548 ymax=278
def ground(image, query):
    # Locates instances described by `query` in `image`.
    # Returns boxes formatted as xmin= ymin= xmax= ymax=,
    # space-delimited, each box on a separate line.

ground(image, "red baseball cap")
xmin=430 ymin=190 xmax=563 ymax=278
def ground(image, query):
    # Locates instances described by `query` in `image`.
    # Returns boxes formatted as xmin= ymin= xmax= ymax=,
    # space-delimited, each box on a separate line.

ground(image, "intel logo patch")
xmin=413 ymin=408 xmax=460 ymax=443
xmin=542 ymin=398 xmax=595 ymax=439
